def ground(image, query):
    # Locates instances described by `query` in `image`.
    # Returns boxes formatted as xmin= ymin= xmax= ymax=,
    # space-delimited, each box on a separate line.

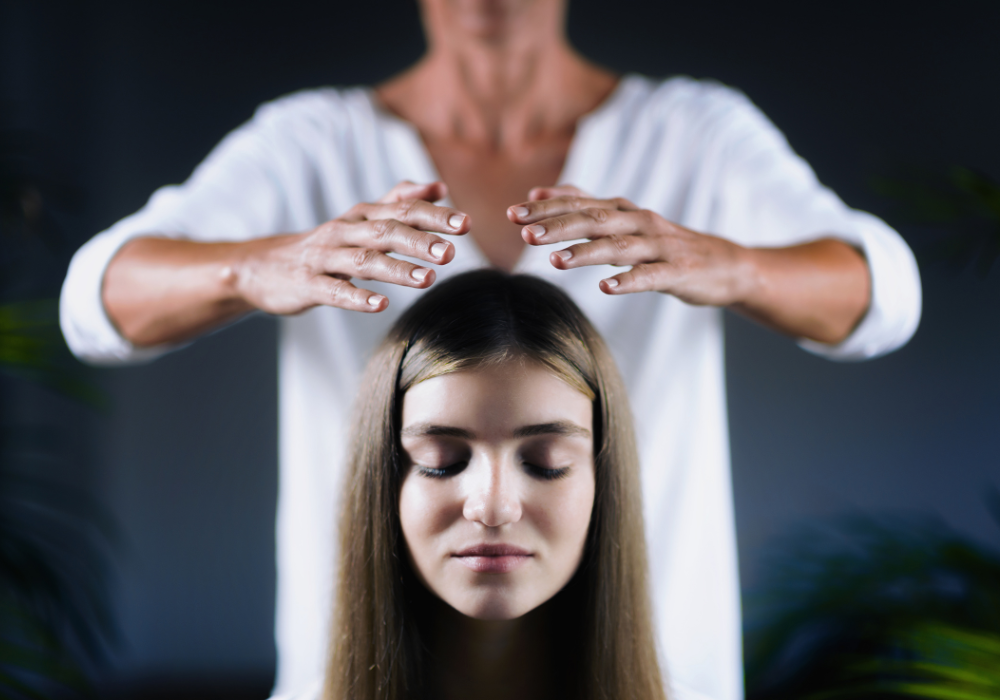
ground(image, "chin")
xmin=451 ymin=590 xmax=536 ymax=620
xmin=447 ymin=0 xmax=539 ymax=39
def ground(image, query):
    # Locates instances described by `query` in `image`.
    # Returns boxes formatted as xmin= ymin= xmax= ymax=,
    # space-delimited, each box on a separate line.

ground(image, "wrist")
xmin=224 ymin=234 xmax=300 ymax=311
xmin=726 ymin=240 xmax=763 ymax=308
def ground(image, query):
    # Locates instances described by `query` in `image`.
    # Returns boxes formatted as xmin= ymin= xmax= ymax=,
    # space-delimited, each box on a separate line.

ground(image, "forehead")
xmin=401 ymin=359 xmax=592 ymax=438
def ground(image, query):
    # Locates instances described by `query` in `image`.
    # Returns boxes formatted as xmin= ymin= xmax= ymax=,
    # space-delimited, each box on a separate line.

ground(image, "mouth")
xmin=452 ymin=544 xmax=533 ymax=573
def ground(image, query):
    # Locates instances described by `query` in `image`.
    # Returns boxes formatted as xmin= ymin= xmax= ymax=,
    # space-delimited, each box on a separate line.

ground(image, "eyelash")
xmin=528 ymin=465 xmax=571 ymax=481
xmin=415 ymin=463 xmax=570 ymax=481
xmin=416 ymin=463 xmax=466 ymax=479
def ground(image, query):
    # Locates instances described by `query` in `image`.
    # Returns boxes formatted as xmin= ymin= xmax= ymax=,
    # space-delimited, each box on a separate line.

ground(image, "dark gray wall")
xmin=4 ymin=0 xmax=999 ymax=691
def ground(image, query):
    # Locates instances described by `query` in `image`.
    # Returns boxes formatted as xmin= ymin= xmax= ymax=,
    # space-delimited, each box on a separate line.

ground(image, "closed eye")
xmin=525 ymin=463 xmax=571 ymax=481
xmin=415 ymin=461 xmax=468 ymax=479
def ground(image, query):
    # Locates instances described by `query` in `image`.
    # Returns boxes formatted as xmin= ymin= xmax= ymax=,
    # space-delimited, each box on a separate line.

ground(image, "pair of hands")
xmin=234 ymin=180 xmax=751 ymax=316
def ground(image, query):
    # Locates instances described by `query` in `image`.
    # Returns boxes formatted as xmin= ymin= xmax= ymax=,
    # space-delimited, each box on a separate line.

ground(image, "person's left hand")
xmin=507 ymin=185 xmax=754 ymax=307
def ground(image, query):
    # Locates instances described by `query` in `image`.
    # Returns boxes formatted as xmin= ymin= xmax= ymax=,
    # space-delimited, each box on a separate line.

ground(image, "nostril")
xmin=464 ymin=496 xmax=518 ymax=527
xmin=463 ymin=464 xmax=523 ymax=526
xmin=463 ymin=499 xmax=484 ymax=523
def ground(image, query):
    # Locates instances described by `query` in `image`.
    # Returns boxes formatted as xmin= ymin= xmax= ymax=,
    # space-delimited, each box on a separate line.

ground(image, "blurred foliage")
xmin=744 ymin=493 xmax=1000 ymax=700
xmin=0 ymin=300 xmax=104 ymax=408
xmin=811 ymin=623 xmax=1000 ymax=700
xmin=1 ymin=123 xmax=116 ymax=698
xmin=0 ymin=466 xmax=118 ymax=700
xmin=873 ymin=167 xmax=1000 ymax=278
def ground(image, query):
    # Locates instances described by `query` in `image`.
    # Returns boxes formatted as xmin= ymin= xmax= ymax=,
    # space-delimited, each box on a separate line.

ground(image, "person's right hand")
xmin=233 ymin=181 xmax=468 ymax=314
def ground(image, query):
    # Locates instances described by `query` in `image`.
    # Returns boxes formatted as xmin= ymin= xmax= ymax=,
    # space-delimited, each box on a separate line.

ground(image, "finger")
xmin=338 ymin=218 xmax=458 ymax=265
xmin=599 ymin=263 xmax=670 ymax=295
xmin=548 ymin=234 xmax=661 ymax=270
xmin=520 ymin=208 xmax=648 ymax=246
xmin=507 ymin=195 xmax=624 ymax=224
xmin=356 ymin=199 xmax=469 ymax=236
xmin=311 ymin=276 xmax=389 ymax=313
xmin=528 ymin=184 xmax=587 ymax=201
xmin=326 ymin=247 xmax=438 ymax=289
xmin=377 ymin=180 xmax=449 ymax=204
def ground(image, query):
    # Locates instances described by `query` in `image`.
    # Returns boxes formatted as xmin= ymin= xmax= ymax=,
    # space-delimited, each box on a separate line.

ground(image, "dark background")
xmin=3 ymin=0 xmax=999 ymax=695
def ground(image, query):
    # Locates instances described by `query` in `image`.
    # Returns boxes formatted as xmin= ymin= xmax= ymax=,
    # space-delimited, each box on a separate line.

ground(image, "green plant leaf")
xmin=744 ymin=509 xmax=1000 ymax=700
xmin=0 ymin=300 xmax=105 ymax=407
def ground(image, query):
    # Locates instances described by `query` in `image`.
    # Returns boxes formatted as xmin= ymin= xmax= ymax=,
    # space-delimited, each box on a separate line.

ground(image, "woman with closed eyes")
xmin=323 ymin=269 xmax=666 ymax=700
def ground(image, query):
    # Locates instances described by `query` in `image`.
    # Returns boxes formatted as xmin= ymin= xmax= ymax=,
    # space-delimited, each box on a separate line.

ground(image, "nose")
xmin=462 ymin=457 xmax=522 ymax=528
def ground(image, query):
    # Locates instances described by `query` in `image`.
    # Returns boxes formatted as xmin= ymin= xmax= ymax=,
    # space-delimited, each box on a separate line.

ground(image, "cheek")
xmin=399 ymin=474 xmax=461 ymax=553
xmin=530 ymin=472 xmax=596 ymax=551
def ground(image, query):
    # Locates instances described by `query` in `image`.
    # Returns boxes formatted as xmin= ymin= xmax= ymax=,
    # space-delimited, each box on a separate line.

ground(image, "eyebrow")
xmin=401 ymin=421 xmax=591 ymax=439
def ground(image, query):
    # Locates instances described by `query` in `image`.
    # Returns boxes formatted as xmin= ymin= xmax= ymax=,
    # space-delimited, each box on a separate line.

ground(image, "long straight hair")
xmin=324 ymin=270 xmax=666 ymax=700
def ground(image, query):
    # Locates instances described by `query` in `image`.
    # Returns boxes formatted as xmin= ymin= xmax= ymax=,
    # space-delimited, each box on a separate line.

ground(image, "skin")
xmin=102 ymin=0 xmax=870 ymax=348
xmin=399 ymin=359 xmax=594 ymax=700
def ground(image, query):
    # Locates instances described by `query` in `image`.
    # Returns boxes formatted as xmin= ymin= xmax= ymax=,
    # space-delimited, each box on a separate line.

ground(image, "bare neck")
xmin=377 ymin=28 xmax=617 ymax=152
xmin=426 ymin=599 xmax=556 ymax=700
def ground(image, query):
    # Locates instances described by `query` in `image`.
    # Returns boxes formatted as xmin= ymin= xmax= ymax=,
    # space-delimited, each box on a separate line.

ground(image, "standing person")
xmin=59 ymin=1 xmax=921 ymax=699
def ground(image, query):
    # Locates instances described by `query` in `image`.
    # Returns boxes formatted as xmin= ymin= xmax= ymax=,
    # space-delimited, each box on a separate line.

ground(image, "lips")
xmin=452 ymin=544 xmax=533 ymax=573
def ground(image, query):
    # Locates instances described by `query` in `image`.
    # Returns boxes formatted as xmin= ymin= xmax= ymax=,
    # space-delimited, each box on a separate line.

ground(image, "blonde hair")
xmin=324 ymin=270 xmax=666 ymax=700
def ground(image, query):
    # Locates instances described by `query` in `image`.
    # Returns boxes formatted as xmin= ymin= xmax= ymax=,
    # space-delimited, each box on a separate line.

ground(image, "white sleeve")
xmin=712 ymin=93 xmax=922 ymax=361
xmin=59 ymin=100 xmax=295 ymax=365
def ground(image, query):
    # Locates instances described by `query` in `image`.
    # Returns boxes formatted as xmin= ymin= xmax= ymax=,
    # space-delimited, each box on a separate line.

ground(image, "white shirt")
xmin=60 ymin=75 xmax=921 ymax=700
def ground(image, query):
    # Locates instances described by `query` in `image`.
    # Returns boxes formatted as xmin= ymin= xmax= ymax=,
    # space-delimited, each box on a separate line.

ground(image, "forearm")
xmin=102 ymin=236 xmax=284 ymax=347
xmin=729 ymin=238 xmax=871 ymax=345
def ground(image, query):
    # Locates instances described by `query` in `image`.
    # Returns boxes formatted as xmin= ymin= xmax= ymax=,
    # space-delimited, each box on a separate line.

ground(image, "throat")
xmin=426 ymin=600 xmax=557 ymax=700
xmin=423 ymin=136 xmax=571 ymax=272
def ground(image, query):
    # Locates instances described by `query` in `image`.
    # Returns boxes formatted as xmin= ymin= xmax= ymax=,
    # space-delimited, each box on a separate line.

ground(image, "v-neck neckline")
xmin=363 ymin=75 xmax=636 ymax=273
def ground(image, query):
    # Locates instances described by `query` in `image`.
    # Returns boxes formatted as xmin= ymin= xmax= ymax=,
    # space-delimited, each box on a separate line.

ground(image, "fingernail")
xmin=511 ymin=206 xmax=529 ymax=219
xmin=525 ymin=224 xmax=545 ymax=239
xmin=603 ymin=278 xmax=619 ymax=289
xmin=431 ymin=242 xmax=448 ymax=259
xmin=448 ymin=214 xmax=465 ymax=230
xmin=368 ymin=294 xmax=385 ymax=308
xmin=554 ymin=249 xmax=573 ymax=262
xmin=411 ymin=267 xmax=431 ymax=282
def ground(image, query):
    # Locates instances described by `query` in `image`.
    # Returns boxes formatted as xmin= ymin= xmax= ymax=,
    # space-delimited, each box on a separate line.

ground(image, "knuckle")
xmin=317 ymin=220 xmax=339 ymax=238
xmin=395 ymin=199 xmax=418 ymax=220
xmin=674 ymin=251 xmax=696 ymax=272
xmin=300 ymin=245 xmax=323 ymax=272
xmin=585 ymin=207 xmax=609 ymax=224
xmin=328 ymin=280 xmax=349 ymax=303
xmin=370 ymin=218 xmax=393 ymax=240
xmin=350 ymin=247 xmax=379 ymax=272
xmin=392 ymin=261 xmax=414 ymax=282
xmin=609 ymin=235 xmax=631 ymax=254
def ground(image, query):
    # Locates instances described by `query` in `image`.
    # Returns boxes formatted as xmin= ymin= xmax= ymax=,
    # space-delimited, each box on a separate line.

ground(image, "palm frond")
xmin=744 ymin=507 xmax=1000 ymax=700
